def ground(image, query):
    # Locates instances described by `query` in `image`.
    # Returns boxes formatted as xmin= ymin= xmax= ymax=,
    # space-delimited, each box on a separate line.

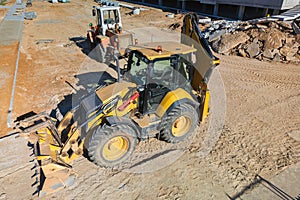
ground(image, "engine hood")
xmin=96 ymin=80 xmax=137 ymax=104
xmin=76 ymin=80 xmax=137 ymax=132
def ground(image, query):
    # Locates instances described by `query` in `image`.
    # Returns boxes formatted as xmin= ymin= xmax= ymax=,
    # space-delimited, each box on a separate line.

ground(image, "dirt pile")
xmin=205 ymin=19 xmax=300 ymax=63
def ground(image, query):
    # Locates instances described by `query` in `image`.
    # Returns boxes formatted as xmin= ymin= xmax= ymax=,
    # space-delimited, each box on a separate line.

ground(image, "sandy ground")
xmin=0 ymin=0 xmax=300 ymax=199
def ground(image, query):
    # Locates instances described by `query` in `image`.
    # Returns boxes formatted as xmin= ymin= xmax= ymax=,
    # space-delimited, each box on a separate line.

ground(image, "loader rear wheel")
xmin=88 ymin=125 xmax=137 ymax=168
xmin=160 ymin=103 xmax=198 ymax=143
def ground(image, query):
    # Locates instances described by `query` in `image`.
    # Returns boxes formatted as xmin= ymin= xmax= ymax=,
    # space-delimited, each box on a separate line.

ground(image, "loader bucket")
xmin=38 ymin=163 xmax=76 ymax=196
xmin=16 ymin=112 xmax=82 ymax=196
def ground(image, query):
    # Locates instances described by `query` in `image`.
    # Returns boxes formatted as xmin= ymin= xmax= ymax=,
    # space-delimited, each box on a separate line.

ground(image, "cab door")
xmin=145 ymin=57 xmax=178 ymax=113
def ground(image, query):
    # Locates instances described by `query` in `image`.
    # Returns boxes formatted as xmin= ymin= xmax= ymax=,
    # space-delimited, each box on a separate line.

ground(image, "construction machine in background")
xmin=15 ymin=13 xmax=219 ymax=196
xmin=87 ymin=5 xmax=134 ymax=62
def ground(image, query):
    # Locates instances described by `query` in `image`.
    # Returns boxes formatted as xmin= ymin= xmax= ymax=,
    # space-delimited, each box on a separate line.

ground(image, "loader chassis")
xmin=88 ymin=6 xmax=134 ymax=61
xmin=17 ymin=13 xmax=220 ymax=195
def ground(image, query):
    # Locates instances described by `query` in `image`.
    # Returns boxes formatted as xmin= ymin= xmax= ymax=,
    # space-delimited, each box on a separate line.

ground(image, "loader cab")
xmin=92 ymin=6 xmax=122 ymax=36
xmin=124 ymin=42 xmax=197 ymax=114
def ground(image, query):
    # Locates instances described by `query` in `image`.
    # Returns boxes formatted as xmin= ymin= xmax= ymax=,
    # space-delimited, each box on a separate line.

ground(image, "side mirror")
xmin=92 ymin=9 xmax=96 ymax=16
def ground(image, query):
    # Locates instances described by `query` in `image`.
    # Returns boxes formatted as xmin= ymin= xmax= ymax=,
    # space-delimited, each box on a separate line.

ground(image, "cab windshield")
xmin=125 ymin=52 xmax=149 ymax=85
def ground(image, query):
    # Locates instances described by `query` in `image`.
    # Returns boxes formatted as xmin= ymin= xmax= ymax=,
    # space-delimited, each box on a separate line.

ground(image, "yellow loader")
xmin=16 ymin=13 xmax=219 ymax=196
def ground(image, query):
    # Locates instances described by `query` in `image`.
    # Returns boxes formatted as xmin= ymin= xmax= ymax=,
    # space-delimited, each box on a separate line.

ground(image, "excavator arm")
xmin=181 ymin=13 xmax=220 ymax=91
xmin=181 ymin=13 xmax=220 ymax=121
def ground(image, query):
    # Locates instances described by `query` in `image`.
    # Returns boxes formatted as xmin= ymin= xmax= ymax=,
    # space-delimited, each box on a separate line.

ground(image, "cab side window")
xmin=150 ymin=59 xmax=173 ymax=89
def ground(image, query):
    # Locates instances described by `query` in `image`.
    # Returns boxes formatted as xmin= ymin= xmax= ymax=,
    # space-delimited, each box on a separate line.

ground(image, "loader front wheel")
xmin=160 ymin=103 xmax=198 ymax=143
xmin=88 ymin=125 xmax=137 ymax=168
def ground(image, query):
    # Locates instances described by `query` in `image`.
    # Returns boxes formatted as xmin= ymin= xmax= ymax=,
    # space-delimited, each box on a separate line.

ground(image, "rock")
xmin=258 ymin=40 xmax=264 ymax=48
xmin=294 ymin=54 xmax=300 ymax=62
xmin=249 ymin=29 xmax=260 ymax=39
xmin=292 ymin=21 xmax=300 ymax=34
xmin=212 ymin=40 xmax=220 ymax=52
xmin=208 ymin=29 xmax=226 ymax=42
xmin=273 ymin=53 xmax=281 ymax=62
xmin=285 ymin=37 xmax=295 ymax=47
xmin=263 ymin=49 xmax=274 ymax=59
xmin=213 ymin=24 xmax=220 ymax=30
xmin=166 ymin=13 xmax=174 ymax=18
xmin=285 ymin=46 xmax=299 ymax=62
xmin=276 ymin=21 xmax=292 ymax=30
xmin=215 ymin=32 xmax=250 ymax=54
xmin=198 ymin=17 xmax=211 ymax=24
xmin=24 ymin=12 xmax=37 ymax=20
xmin=238 ymin=48 xmax=248 ymax=57
xmin=280 ymin=46 xmax=291 ymax=56
xmin=272 ymin=49 xmax=280 ymax=55
xmin=296 ymin=35 xmax=300 ymax=43
xmin=246 ymin=39 xmax=260 ymax=58
xmin=208 ymin=26 xmax=215 ymax=31
xmin=279 ymin=45 xmax=298 ymax=60
xmin=259 ymin=28 xmax=285 ymax=50
xmin=239 ymin=24 xmax=252 ymax=31
xmin=204 ymin=32 xmax=210 ymax=39
xmin=253 ymin=38 xmax=259 ymax=43
xmin=206 ymin=18 xmax=297 ymax=63
xmin=256 ymin=53 xmax=263 ymax=61
xmin=256 ymin=24 xmax=268 ymax=29
xmin=269 ymin=22 xmax=279 ymax=29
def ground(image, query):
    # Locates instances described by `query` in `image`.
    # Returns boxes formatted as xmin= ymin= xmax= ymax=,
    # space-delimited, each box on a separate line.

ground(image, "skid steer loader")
xmin=15 ymin=13 xmax=219 ymax=196
xmin=87 ymin=5 xmax=134 ymax=62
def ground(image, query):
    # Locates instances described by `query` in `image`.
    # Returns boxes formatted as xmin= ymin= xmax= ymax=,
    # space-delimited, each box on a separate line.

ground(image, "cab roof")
xmin=94 ymin=6 xmax=120 ymax=10
xmin=129 ymin=42 xmax=197 ymax=60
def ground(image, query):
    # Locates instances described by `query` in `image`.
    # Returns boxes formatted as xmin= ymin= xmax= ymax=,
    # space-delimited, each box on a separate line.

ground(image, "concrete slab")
xmin=0 ymin=20 xmax=23 ymax=45
xmin=239 ymin=162 xmax=300 ymax=200
xmin=4 ymin=4 xmax=25 ymax=21
xmin=130 ymin=27 xmax=180 ymax=44
xmin=0 ymin=2 xmax=24 ymax=45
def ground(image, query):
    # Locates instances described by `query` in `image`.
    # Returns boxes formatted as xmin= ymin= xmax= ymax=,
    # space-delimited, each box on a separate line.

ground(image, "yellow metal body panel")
xmin=96 ymin=81 xmax=136 ymax=104
xmin=129 ymin=42 xmax=196 ymax=60
xmin=57 ymin=111 xmax=73 ymax=134
xmin=87 ymin=81 xmax=137 ymax=130
xmin=37 ymin=127 xmax=59 ymax=161
xmin=156 ymin=88 xmax=194 ymax=118
xmin=202 ymin=90 xmax=210 ymax=121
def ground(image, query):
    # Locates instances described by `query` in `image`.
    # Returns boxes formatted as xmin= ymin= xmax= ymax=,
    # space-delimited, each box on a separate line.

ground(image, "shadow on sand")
xmin=69 ymin=36 xmax=105 ymax=63
xmin=226 ymin=174 xmax=296 ymax=200
xmin=50 ymin=71 xmax=116 ymax=118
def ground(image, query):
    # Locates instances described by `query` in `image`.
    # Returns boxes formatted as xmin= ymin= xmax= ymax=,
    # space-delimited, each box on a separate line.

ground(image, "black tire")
xmin=87 ymin=124 xmax=137 ymax=168
xmin=86 ymin=33 xmax=95 ymax=51
xmin=160 ymin=103 xmax=198 ymax=143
